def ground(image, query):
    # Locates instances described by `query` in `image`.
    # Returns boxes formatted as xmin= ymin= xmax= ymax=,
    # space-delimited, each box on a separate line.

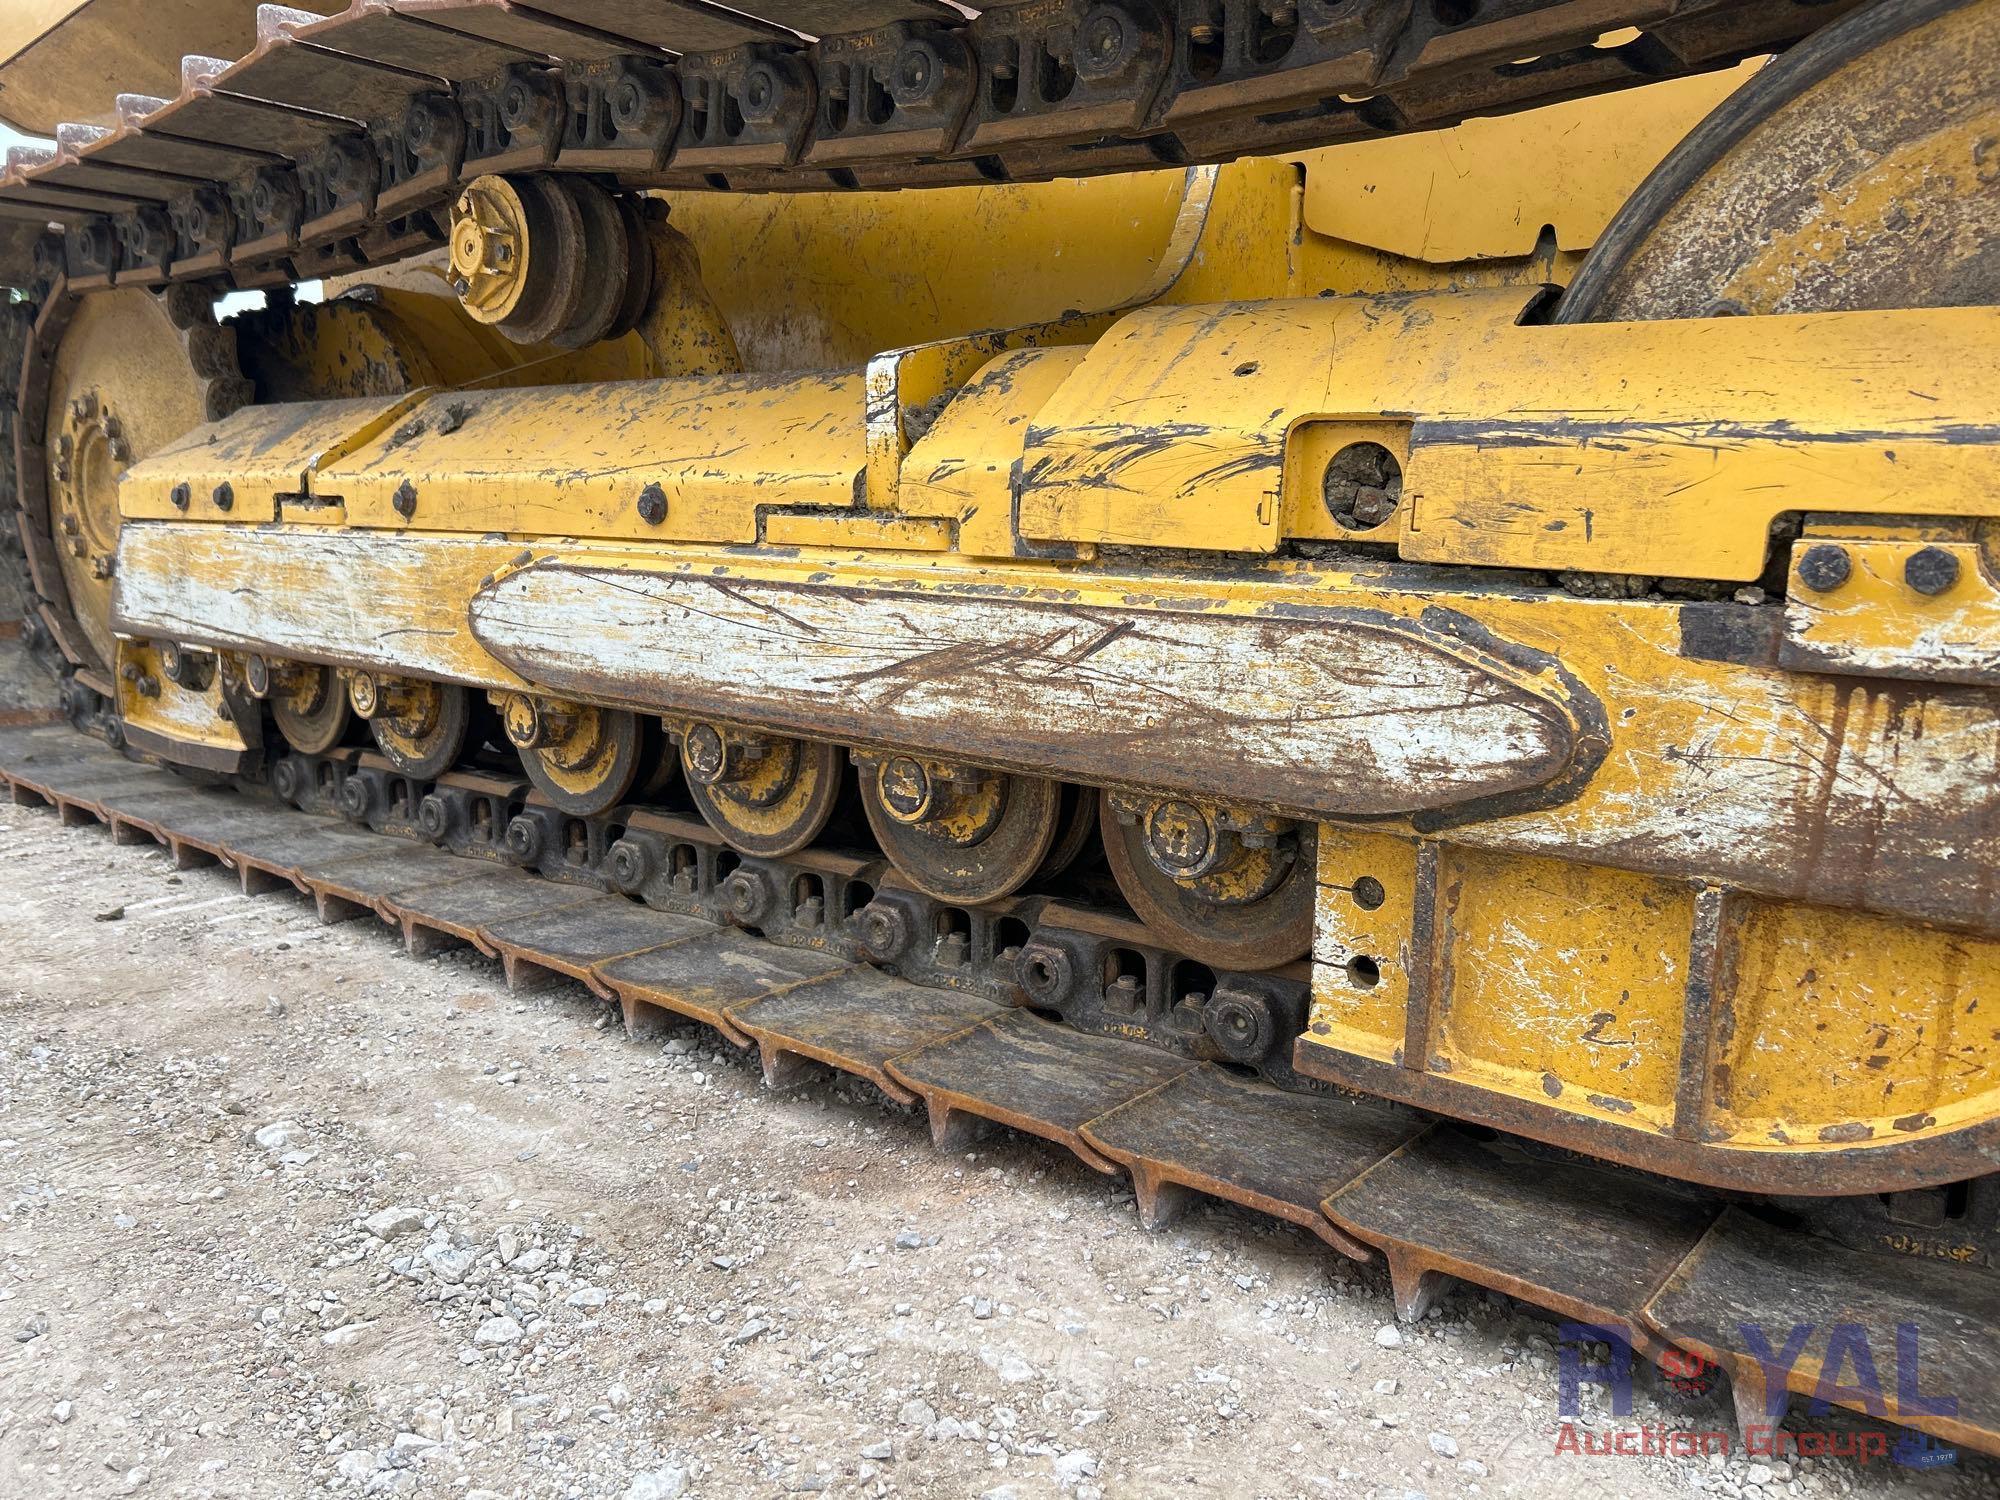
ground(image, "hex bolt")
xmin=417 ymin=794 xmax=453 ymax=843
xmin=170 ymin=482 xmax=191 ymax=511
xmin=721 ymin=867 xmax=774 ymax=927
xmin=135 ymin=673 xmax=160 ymax=700
xmin=269 ymin=759 xmax=303 ymax=802
xmin=1795 ymin=543 xmax=1851 ymax=593
xmin=392 ymin=480 xmax=418 ymax=520
xmin=504 ymin=814 xmax=544 ymax=865
xmin=1016 ymin=941 xmax=1074 ymax=1009
xmin=855 ymin=900 xmax=911 ymax=961
xmin=1105 ymin=973 xmax=1144 ymax=1014
xmin=336 ymin=777 xmax=374 ymax=822
xmin=607 ymin=837 xmax=653 ymax=893
xmin=212 ymin=481 xmax=234 ymax=513
xmin=636 ymin=482 xmax=668 ymax=526
xmin=1904 ymin=546 xmax=1960 ymax=597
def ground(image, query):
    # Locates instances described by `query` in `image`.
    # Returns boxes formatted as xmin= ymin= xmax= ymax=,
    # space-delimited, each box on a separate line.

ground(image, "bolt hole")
xmin=1233 ymin=361 xmax=1259 ymax=376
xmin=1322 ymin=441 xmax=1404 ymax=532
xmin=1352 ymin=875 xmax=1386 ymax=911
xmin=1346 ymin=954 xmax=1382 ymax=989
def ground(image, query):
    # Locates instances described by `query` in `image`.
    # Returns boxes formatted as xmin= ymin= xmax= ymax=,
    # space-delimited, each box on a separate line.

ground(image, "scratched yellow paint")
xmin=113 ymin=639 xmax=249 ymax=756
xmin=1310 ymin=829 xmax=1421 ymax=1065
xmin=1715 ymin=900 xmax=2000 ymax=1144
xmin=1784 ymin=537 xmax=2000 ymax=684
xmin=1433 ymin=849 xmax=1692 ymax=1135
xmin=1293 ymin=63 xmax=1758 ymax=262
xmin=898 ymin=347 xmax=1091 ymax=558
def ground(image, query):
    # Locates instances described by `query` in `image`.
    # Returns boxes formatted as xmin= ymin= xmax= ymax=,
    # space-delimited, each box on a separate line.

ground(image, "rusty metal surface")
xmin=603 ymin=928 xmax=853 ymax=1043
xmin=886 ymin=1008 xmax=1198 ymax=1172
xmin=1326 ymin=1127 xmax=1721 ymax=1335
xmin=733 ymin=969 xmax=1000 ymax=1103
xmin=1645 ymin=1206 xmax=2000 ymax=1454
xmin=1080 ymin=1066 xmax=1420 ymax=1253
xmin=4 ymin=721 xmax=1999 ymax=1459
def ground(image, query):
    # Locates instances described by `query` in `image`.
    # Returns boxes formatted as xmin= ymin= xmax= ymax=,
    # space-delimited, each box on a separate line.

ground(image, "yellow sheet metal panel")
xmin=1433 ymin=849 xmax=1693 ymax=1134
xmin=1713 ymin=899 xmax=2000 ymax=1148
xmin=113 ymin=638 xmax=251 ymax=760
xmin=1008 ymin=293 xmax=2000 ymax=573
xmin=1293 ymin=63 xmax=1759 ymax=262
xmin=312 ymin=374 xmax=866 ymax=543
xmin=898 ymin=346 xmax=1092 ymax=559
xmin=1015 ymin=290 xmax=1538 ymax=552
xmin=121 ymin=393 xmax=428 ymax=522
xmin=761 ymin=513 xmax=953 ymax=551
xmin=658 ymin=170 xmax=1201 ymax=372
xmin=1309 ymin=829 xmax=1422 ymax=1066
xmin=1780 ymin=537 xmax=2000 ymax=688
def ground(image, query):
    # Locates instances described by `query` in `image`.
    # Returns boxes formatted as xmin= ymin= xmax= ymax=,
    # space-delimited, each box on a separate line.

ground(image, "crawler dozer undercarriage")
xmin=3 ymin=0 xmax=1998 ymax=1461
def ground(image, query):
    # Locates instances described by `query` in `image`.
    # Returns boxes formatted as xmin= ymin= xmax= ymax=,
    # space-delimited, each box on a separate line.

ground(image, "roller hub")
xmin=859 ymin=755 xmax=1060 ymax=905
xmin=680 ymin=723 xmax=839 ymax=858
xmin=1102 ymin=792 xmax=1313 ymax=969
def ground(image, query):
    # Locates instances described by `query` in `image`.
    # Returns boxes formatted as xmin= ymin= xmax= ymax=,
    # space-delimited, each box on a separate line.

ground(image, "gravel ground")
xmin=0 ymin=640 xmax=1995 ymax=1500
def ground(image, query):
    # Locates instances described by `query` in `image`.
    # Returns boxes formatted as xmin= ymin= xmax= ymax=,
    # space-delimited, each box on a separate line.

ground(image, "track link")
xmin=0 ymin=0 xmax=1859 ymax=294
xmin=4 ymin=717 xmax=1998 ymax=1459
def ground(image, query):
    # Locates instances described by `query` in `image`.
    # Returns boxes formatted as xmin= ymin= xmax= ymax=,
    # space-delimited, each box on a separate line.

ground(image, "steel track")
xmin=0 ymin=0 xmax=1858 ymax=295
xmin=3 ymin=715 xmax=1997 ymax=1457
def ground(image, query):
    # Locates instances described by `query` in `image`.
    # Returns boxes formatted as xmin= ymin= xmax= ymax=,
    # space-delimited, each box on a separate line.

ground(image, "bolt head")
xmin=877 ymin=756 xmax=937 ymax=824
xmin=607 ymin=838 xmax=653 ymax=892
xmin=1903 ymin=545 xmax=1961 ymax=597
xmin=721 ymin=868 xmax=772 ymax=926
xmin=417 ymin=794 xmax=452 ymax=842
xmin=211 ymin=481 xmax=234 ymax=513
xmin=504 ymin=814 xmax=543 ymax=864
xmin=392 ymin=480 xmax=418 ymax=520
xmin=336 ymin=777 xmax=373 ymax=821
xmin=170 ymin=482 xmax=191 ymax=511
xmin=1795 ymin=543 xmax=1852 ymax=593
xmin=855 ymin=901 xmax=910 ymax=960
xmin=636 ymin=482 xmax=668 ymax=526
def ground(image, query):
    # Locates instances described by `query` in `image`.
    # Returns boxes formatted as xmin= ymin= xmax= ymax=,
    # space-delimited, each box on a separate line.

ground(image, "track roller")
xmin=244 ymin=655 xmax=350 ymax=756
xmin=678 ymin=721 xmax=841 ymax=858
xmin=492 ymin=692 xmax=647 ymax=816
xmin=348 ymin=673 xmax=474 ymax=779
xmin=447 ymin=174 xmax=648 ymax=350
xmin=1099 ymin=792 xmax=1314 ymax=969
xmin=857 ymin=754 xmax=1061 ymax=905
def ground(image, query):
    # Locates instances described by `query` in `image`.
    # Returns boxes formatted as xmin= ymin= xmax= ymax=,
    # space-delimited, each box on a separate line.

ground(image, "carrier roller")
xmin=0 ymin=0 xmax=1861 ymax=295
